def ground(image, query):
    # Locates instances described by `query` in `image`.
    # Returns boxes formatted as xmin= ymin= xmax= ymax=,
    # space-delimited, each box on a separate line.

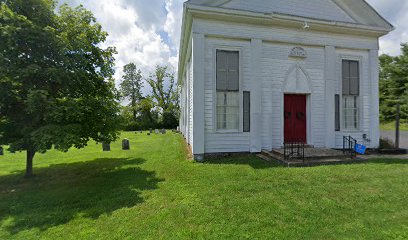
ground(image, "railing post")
xmin=396 ymin=103 xmax=400 ymax=149
xmin=343 ymin=136 xmax=345 ymax=154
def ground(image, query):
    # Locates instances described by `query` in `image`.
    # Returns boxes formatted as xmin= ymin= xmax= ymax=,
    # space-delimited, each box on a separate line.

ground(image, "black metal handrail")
xmin=343 ymin=136 xmax=357 ymax=158
xmin=284 ymin=139 xmax=305 ymax=162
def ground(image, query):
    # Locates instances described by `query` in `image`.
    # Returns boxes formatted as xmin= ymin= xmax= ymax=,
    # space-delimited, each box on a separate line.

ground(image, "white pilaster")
xmin=250 ymin=39 xmax=262 ymax=152
xmin=192 ymin=33 xmax=205 ymax=157
xmin=369 ymin=49 xmax=380 ymax=148
xmin=325 ymin=46 xmax=336 ymax=148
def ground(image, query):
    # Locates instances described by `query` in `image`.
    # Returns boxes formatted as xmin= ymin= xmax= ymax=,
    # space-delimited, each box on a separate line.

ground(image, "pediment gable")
xmin=186 ymin=0 xmax=393 ymax=30
xmin=221 ymin=0 xmax=355 ymax=23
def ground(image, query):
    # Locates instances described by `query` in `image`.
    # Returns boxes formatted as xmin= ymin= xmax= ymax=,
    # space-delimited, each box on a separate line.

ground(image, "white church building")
xmin=178 ymin=0 xmax=393 ymax=159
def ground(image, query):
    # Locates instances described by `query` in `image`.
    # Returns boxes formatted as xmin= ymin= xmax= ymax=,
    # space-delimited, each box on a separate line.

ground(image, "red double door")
xmin=284 ymin=94 xmax=307 ymax=143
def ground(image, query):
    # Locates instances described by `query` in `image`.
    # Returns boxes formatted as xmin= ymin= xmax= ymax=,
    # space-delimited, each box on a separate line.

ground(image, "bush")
xmin=379 ymin=138 xmax=395 ymax=149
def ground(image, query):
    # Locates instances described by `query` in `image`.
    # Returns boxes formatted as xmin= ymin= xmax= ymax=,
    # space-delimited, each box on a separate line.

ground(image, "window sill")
xmin=215 ymin=130 xmax=248 ymax=134
xmin=216 ymin=130 xmax=240 ymax=133
xmin=337 ymin=130 xmax=362 ymax=134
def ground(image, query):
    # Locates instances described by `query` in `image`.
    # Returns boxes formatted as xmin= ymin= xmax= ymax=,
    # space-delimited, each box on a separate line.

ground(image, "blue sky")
xmin=61 ymin=0 xmax=407 ymax=85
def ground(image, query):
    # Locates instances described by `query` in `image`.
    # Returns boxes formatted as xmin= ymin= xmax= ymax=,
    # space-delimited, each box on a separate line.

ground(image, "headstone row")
xmin=102 ymin=139 xmax=130 ymax=152
xmin=153 ymin=129 xmax=167 ymax=134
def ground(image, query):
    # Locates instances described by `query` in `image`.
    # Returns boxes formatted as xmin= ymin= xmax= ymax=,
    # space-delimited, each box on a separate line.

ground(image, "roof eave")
xmin=187 ymin=4 xmax=394 ymax=35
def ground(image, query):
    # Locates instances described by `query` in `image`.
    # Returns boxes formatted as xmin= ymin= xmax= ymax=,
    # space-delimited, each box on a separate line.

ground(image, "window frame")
xmin=343 ymin=95 xmax=360 ymax=131
xmin=340 ymin=57 xmax=362 ymax=132
xmin=214 ymin=47 xmax=243 ymax=133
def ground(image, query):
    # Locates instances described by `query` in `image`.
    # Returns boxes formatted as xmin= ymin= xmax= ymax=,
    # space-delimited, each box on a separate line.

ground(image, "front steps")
xmin=258 ymin=148 xmax=366 ymax=167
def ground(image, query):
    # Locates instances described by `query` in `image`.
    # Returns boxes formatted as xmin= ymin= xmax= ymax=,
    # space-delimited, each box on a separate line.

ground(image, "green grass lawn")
xmin=1 ymin=132 xmax=408 ymax=239
xmin=381 ymin=122 xmax=408 ymax=131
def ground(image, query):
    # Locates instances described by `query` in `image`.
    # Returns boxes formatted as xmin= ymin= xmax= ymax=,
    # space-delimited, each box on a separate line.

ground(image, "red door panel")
xmin=284 ymin=94 xmax=307 ymax=143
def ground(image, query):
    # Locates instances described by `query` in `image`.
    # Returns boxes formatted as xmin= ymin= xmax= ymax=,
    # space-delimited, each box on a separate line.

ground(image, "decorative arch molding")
xmin=283 ymin=63 xmax=312 ymax=94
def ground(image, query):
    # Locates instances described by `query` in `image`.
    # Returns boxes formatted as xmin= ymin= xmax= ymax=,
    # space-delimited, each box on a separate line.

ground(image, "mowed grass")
xmin=381 ymin=122 xmax=408 ymax=131
xmin=1 ymin=132 xmax=408 ymax=239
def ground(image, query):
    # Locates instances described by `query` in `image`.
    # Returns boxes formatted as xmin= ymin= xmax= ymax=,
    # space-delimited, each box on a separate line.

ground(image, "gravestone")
xmin=102 ymin=143 xmax=110 ymax=152
xmin=155 ymin=129 xmax=159 ymax=134
xmin=161 ymin=129 xmax=166 ymax=134
xmin=122 ymin=139 xmax=130 ymax=150
xmin=149 ymin=128 xmax=153 ymax=134
xmin=0 ymin=146 xmax=4 ymax=156
xmin=177 ymin=126 xmax=180 ymax=132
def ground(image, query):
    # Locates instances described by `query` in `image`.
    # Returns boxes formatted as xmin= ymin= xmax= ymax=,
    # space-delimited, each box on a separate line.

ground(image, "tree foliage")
xmin=120 ymin=97 xmax=159 ymax=131
xmin=120 ymin=63 xmax=143 ymax=122
xmin=0 ymin=0 xmax=120 ymax=177
xmin=147 ymin=65 xmax=179 ymax=128
xmin=379 ymin=44 xmax=408 ymax=123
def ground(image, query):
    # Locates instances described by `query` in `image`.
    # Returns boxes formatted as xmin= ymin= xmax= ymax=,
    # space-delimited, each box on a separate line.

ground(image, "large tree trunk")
xmin=25 ymin=150 xmax=35 ymax=178
xmin=133 ymin=109 xmax=138 ymax=122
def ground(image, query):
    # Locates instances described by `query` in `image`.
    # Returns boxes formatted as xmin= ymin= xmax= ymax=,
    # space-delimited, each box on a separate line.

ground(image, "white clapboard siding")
xmin=188 ymin=60 xmax=194 ymax=146
xmin=203 ymin=37 xmax=251 ymax=153
xmin=261 ymin=43 xmax=326 ymax=149
xmin=178 ymin=2 xmax=385 ymax=154
xmin=334 ymin=48 xmax=371 ymax=148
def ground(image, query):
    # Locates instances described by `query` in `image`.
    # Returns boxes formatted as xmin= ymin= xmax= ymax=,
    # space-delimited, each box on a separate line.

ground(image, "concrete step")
xmin=256 ymin=154 xmax=273 ymax=162
xmin=271 ymin=148 xmax=350 ymax=161
xmin=259 ymin=150 xmax=365 ymax=167
xmin=261 ymin=150 xmax=284 ymax=160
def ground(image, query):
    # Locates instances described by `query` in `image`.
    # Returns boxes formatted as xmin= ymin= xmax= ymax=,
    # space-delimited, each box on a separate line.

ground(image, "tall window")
xmin=216 ymin=50 xmax=239 ymax=130
xmin=342 ymin=60 xmax=360 ymax=130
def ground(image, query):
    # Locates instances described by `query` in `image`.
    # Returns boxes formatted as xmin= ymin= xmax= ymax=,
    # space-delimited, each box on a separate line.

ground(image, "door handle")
xmin=297 ymin=112 xmax=305 ymax=120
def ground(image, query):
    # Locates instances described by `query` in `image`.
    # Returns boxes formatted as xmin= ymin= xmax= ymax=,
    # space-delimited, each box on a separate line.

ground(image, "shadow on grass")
xmin=203 ymin=155 xmax=281 ymax=169
xmin=0 ymin=157 xmax=163 ymax=234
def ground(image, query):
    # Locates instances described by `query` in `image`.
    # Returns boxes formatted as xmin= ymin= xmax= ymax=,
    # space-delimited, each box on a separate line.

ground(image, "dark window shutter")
xmin=342 ymin=60 xmax=350 ymax=95
xmin=216 ymin=50 xmax=228 ymax=90
xmin=335 ymin=94 xmax=340 ymax=131
xmin=349 ymin=61 xmax=359 ymax=95
xmin=243 ymin=91 xmax=250 ymax=132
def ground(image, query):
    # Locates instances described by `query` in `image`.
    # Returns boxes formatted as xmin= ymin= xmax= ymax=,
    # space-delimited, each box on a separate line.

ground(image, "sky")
xmin=60 ymin=0 xmax=408 ymax=87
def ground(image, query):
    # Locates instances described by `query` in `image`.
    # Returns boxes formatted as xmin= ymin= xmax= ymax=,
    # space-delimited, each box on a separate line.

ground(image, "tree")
xmin=119 ymin=97 xmax=159 ymax=131
xmin=379 ymin=44 xmax=408 ymax=123
xmin=147 ymin=65 xmax=179 ymax=128
xmin=120 ymin=63 xmax=143 ymax=122
xmin=137 ymin=97 xmax=159 ymax=129
xmin=0 ymin=0 xmax=120 ymax=177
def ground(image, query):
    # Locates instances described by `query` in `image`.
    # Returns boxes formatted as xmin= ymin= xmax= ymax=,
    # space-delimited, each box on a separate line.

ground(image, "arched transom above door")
xmin=283 ymin=64 xmax=312 ymax=94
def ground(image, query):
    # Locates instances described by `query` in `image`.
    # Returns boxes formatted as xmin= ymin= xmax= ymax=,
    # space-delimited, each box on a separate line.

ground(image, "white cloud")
xmin=366 ymin=0 xmax=408 ymax=56
xmin=60 ymin=0 xmax=184 ymax=94
xmin=164 ymin=0 xmax=184 ymax=50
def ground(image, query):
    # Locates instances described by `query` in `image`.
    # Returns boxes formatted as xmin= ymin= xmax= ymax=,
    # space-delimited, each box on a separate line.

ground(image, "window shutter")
xmin=216 ymin=50 xmax=228 ymax=91
xmin=227 ymin=51 xmax=239 ymax=91
xmin=243 ymin=91 xmax=250 ymax=132
xmin=335 ymin=94 xmax=340 ymax=131
xmin=349 ymin=61 xmax=359 ymax=95
xmin=342 ymin=60 xmax=350 ymax=95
